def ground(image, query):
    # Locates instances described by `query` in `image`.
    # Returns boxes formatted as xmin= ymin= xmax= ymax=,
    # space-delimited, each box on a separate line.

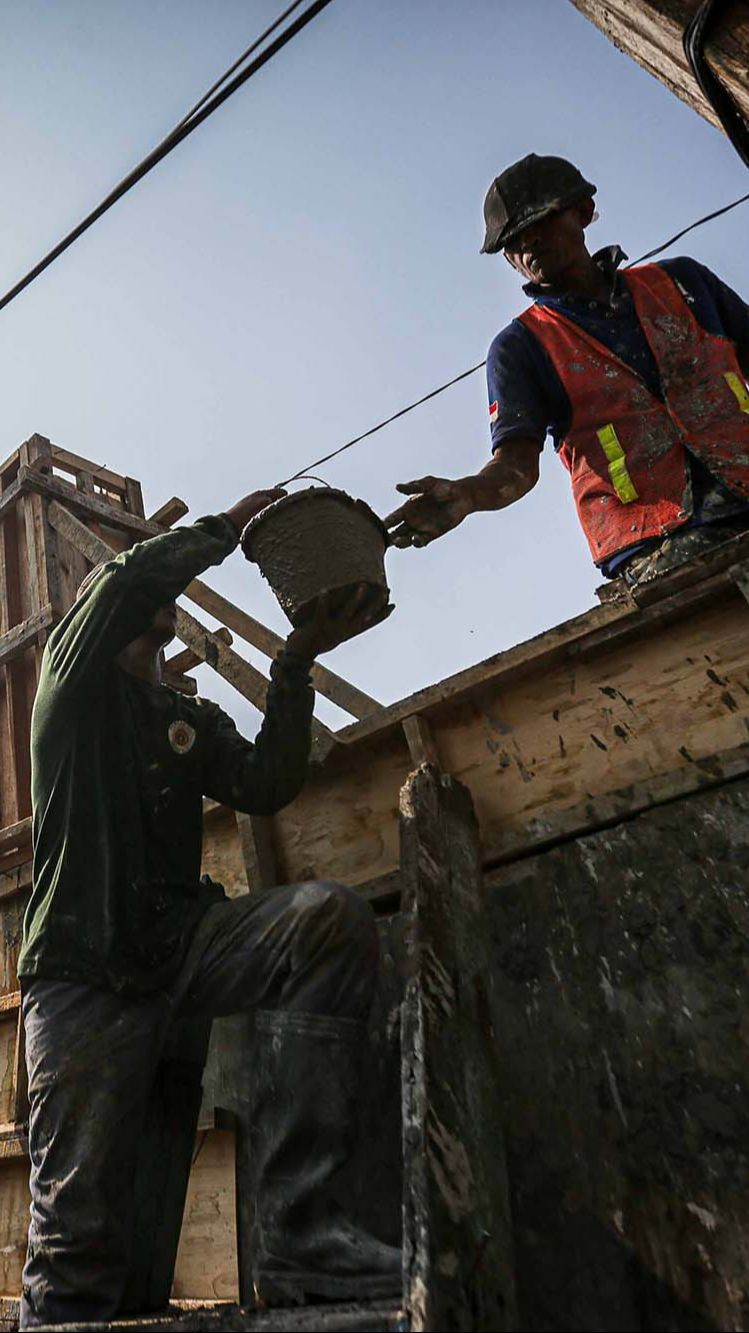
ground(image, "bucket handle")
xmin=283 ymin=474 xmax=333 ymax=489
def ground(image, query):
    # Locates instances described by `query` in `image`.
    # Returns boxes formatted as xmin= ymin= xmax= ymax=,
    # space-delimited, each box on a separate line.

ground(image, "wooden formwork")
xmin=4 ymin=436 xmax=749 ymax=1317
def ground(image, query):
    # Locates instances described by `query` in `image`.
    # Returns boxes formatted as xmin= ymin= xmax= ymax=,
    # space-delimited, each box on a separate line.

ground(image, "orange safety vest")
xmin=518 ymin=263 xmax=749 ymax=562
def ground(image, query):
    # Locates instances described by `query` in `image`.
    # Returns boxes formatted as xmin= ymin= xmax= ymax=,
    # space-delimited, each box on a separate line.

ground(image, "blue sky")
xmin=1 ymin=0 xmax=746 ymax=727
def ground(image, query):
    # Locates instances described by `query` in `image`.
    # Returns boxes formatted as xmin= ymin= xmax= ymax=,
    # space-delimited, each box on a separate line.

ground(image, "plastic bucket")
xmin=241 ymin=487 xmax=390 ymax=627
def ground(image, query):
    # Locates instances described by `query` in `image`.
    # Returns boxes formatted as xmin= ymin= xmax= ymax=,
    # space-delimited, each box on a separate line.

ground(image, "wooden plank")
xmin=172 ymin=1129 xmax=238 ymax=1301
xmin=0 ymin=499 xmax=32 ymax=823
xmin=167 ymin=627 xmax=233 ymax=675
xmin=49 ymin=446 xmax=129 ymax=494
xmin=0 ymin=1014 xmax=16 ymax=1126
xmin=11 ymin=1010 xmax=27 ymax=1127
xmin=271 ymin=591 xmax=749 ymax=890
xmin=484 ymin=739 xmax=749 ymax=869
xmin=0 ymin=821 xmax=32 ymax=859
xmin=0 ymin=606 xmax=54 ymax=670
xmin=400 ymin=766 xmax=516 ymax=1331
xmin=569 ymin=0 xmax=749 ymax=133
xmin=402 ymin=715 xmax=440 ymax=768
xmin=0 ymin=996 xmax=19 ymax=1015
xmin=0 ymin=1159 xmax=30 ymax=1293
xmin=19 ymin=470 xmax=154 ymax=538
xmin=236 ymin=811 xmax=278 ymax=893
xmin=185 ymin=578 xmax=382 ymax=720
xmin=149 ymin=497 xmax=189 ymax=527
xmin=124 ymin=477 xmax=145 ymax=518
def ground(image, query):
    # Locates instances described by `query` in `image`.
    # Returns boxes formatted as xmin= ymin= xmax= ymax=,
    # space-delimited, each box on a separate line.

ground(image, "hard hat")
xmin=481 ymin=153 xmax=597 ymax=254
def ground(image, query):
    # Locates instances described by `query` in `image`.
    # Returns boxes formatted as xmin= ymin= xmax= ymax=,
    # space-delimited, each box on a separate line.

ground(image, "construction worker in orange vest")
xmin=385 ymin=154 xmax=749 ymax=585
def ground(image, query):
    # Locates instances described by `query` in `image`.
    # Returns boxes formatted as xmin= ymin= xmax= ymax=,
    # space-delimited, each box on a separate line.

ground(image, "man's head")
xmin=481 ymin=153 xmax=597 ymax=286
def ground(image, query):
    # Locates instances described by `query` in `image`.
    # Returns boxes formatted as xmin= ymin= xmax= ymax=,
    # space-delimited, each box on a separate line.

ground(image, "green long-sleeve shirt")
xmin=18 ymin=514 xmax=314 ymax=995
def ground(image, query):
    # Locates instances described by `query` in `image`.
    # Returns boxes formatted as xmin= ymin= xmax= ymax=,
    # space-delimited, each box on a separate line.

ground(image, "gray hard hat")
xmin=481 ymin=153 xmax=597 ymax=254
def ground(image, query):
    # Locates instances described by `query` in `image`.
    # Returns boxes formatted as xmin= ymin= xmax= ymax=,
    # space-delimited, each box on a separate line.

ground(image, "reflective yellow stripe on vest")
xmin=724 ymin=371 xmax=749 ymax=414
xmin=596 ymin=424 xmax=638 ymax=504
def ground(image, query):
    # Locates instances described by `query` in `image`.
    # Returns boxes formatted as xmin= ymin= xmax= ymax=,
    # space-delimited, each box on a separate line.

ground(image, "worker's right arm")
xmin=384 ymin=440 xmax=541 ymax=547
xmin=385 ymin=320 xmax=558 ymax=548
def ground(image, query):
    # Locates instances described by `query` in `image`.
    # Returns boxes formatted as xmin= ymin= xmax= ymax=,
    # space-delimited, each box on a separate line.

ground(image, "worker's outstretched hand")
xmin=286 ymin=583 xmax=393 ymax=659
xmin=227 ymin=488 xmax=287 ymax=538
xmin=384 ymin=476 xmax=475 ymax=548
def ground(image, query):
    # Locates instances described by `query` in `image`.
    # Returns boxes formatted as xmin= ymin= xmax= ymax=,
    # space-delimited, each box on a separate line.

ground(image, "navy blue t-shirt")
xmin=486 ymin=249 xmax=749 ymax=574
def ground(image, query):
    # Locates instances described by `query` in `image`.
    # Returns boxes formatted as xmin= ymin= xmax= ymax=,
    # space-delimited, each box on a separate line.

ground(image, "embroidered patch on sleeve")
xmin=489 ymin=400 xmax=499 ymax=424
xmin=168 ymin=720 xmax=196 ymax=755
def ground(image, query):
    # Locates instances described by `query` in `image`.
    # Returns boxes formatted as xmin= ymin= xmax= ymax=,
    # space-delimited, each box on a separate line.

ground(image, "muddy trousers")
xmin=19 ymin=881 xmax=379 ymax=1330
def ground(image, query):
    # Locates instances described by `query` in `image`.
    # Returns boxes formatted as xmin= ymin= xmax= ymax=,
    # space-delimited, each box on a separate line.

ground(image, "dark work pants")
xmin=20 ymin=882 xmax=379 ymax=1330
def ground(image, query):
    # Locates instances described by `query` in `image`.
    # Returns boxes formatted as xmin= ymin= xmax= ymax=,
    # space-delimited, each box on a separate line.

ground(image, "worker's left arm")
xmin=201 ymin=583 xmax=392 ymax=814
xmin=200 ymin=646 xmax=316 ymax=815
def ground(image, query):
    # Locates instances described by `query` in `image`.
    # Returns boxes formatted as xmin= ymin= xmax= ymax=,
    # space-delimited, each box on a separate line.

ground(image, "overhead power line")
xmin=0 ymin=0 xmax=334 ymax=316
xmin=279 ymin=188 xmax=749 ymax=487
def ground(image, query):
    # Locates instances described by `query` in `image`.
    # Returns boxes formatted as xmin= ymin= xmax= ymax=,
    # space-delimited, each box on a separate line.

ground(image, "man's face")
xmin=504 ymin=200 xmax=592 ymax=287
xmin=150 ymin=601 xmax=178 ymax=646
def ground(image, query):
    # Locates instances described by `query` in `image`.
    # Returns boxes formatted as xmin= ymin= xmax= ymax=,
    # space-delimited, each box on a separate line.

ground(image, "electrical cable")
xmin=0 ymin=0 xmax=334 ymax=316
xmin=683 ymin=0 xmax=749 ymax=170
xmin=172 ymin=0 xmax=308 ymax=133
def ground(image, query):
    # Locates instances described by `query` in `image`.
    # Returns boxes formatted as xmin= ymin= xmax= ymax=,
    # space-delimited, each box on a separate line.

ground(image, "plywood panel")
xmin=201 ymin=806 xmax=248 ymax=900
xmin=0 ymin=1161 xmax=28 ymax=1295
xmin=272 ymin=595 xmax=749 ymax=887
xmin=172 ymin=1129 xmax=237 ymax=1300
xmin=0 ymin=893 xmax=27 ymax=996
xmin=0 ymin=1015 xmax=16 ymax=1125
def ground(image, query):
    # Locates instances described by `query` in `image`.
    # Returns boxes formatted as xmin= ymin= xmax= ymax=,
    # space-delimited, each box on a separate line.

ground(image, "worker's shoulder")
xmin=656 ymin=254 xmax=720 ymax=295
xmin=189 ymin=692 xmax=239 ymax=733
xmin=486 ymin=311 xmax=542 ymax=366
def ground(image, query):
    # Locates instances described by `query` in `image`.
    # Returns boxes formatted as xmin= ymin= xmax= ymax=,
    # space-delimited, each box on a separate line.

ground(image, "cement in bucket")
xmin=241 ymin=487 xmax=390 ymax=628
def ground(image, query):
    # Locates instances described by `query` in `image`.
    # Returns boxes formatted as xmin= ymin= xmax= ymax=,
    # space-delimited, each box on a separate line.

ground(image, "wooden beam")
xmin=402 ymin=714 xmax=440 ymax=768
xmin=0 ymin=819 xmax=32 ymax=857
xmin=400 ymin=766 xmax=516 ymax=1332
xmin=569 ymin=0 xmax=749 ymax=132
xmin=149 ymin=497 xmax=189 ymax=527
xmin=0 ymin=606 xmax=54 ymax=670
xmin=49 ymin=446 xmax=129 ymax=494
xmin=19 ymin=470 xmax=154 ymax=538
xmin=167 ymin=627 xmax=233 ymax=675
xmin=185 ymin=578 xmax=382 ymax=721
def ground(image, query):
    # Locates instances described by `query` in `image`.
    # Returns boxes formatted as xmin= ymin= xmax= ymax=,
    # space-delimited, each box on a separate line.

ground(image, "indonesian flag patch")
xmin=489 ymin=400 xmax=499 ymax=423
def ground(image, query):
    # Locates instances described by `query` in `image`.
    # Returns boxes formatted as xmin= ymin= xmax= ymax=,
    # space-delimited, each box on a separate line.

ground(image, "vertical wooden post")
xmin=400 ymin=764 xmax=517 ymax=1332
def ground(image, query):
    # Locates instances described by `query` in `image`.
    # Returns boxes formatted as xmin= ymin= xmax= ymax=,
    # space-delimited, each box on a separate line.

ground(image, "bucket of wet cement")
xmin=241 ymin=486 xmax=390 ymax=627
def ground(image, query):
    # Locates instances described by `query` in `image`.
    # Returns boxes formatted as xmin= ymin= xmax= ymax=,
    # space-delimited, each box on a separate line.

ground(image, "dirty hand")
xmin=384 ymin=476 xmax=475 ymax=548
xmin=286 ymin=583 xmax=394 ymax=659
xmin=227 ymin=488 xmax=287 ymax=538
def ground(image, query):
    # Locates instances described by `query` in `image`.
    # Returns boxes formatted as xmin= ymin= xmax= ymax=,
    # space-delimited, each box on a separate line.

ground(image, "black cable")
xmin=684 ymin=0 xmax=749 ymax=170
xmin=172 ymin=0 xmax=308 ymax=133
xmin=0 ymin=0 xmax=334 ymax=315
xmin=627 ymin=190 xmax=749 ymax=266
xmin=277 ymin=361 xmax=488 ymax=486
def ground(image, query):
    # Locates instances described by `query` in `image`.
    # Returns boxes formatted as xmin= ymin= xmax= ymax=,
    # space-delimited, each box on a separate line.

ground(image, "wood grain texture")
xmin=172 ymin=1129 xmax=239 ymax=1301
xmin=569 ymin=0 xmax=749 ymax=130
xmin=0 ymin=1160 xmax=29 ymax=1295
xmin=400 ymin=766 xmax=516 ymax=1332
